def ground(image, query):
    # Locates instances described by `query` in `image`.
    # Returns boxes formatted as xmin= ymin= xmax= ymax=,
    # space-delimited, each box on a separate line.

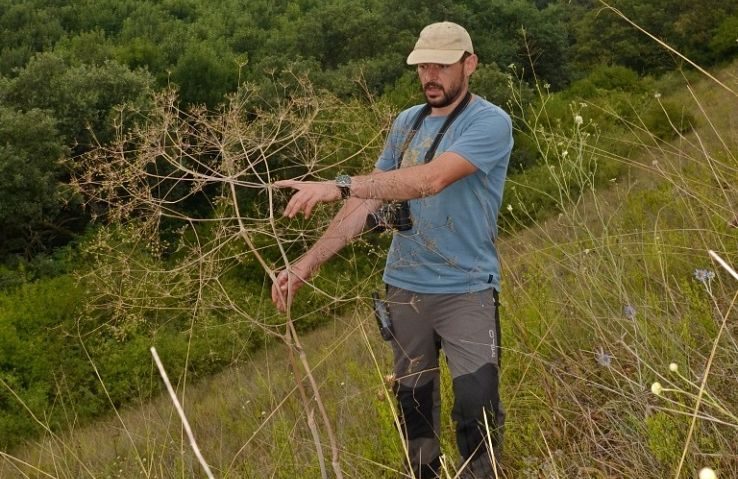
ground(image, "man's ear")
xmin=464 ymin=54 xmax=479 ymax=76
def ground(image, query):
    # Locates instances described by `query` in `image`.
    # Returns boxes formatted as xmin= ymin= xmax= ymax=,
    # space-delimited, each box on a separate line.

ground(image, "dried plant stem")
xmin=284 ymin=329 xmax=330 ymax=479
xmin=150 ymin=347 xmax=215 ymax=479
xmin=307 ymin=408 xmax=328 ymax=478
xmin=227 ymin=179 xmax=341 ymax=478
xmin=709 ymin=250 xmax=738 ymax=281
xmin=287 ymin=322 xmax=344 ymax=479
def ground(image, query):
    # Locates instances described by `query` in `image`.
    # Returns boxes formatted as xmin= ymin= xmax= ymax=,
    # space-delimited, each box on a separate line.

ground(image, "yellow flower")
xmin=650 ymin=382 xmax=663 ymax=395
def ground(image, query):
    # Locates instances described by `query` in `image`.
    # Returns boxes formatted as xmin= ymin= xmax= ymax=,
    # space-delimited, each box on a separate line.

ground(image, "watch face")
xmin=336 ymin=174 xmax=351 ymax=187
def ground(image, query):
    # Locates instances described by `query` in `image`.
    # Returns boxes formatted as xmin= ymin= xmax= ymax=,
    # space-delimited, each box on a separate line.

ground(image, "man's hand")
xmin=271 ymin=262 xmax=312 ymax=313
xmin=274 ymin=180 xmax=341 ymax=218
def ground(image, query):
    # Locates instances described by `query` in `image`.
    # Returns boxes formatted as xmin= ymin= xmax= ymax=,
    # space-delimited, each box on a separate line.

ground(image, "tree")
xmin=0 ymin=53 xmax=152 ymax=256
xmin=0 ymin=108 xmax=68 ymax=255
xmin=1 ymin=52 xmax=152 ymax=152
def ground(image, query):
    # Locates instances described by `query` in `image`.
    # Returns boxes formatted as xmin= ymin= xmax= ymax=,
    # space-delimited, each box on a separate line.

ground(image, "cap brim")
xmin=406 ymin=49 xmax=465 ymax=65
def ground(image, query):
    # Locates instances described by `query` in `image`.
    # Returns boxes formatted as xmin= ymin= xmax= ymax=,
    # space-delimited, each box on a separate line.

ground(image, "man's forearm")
xmin=350 ymin=152 xmax=476 ymax=201
xmin=295 ymin=197 xmax=382 ymax=276
xmin=350 ymin=164 xmax=438 ymax=201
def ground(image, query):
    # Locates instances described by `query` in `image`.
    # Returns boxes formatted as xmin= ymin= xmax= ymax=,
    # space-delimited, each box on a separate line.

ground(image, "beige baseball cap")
xmin=406 ymin=22 xmax=474 ymax=65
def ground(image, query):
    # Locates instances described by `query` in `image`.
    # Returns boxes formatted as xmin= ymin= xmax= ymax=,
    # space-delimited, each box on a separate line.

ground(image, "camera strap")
xmin=395 ymin=91 xmax=473 ymax=170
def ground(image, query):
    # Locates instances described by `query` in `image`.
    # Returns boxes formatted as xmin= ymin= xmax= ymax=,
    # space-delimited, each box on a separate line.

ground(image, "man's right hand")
xmin=271 ymin=262 xmax=312 ymax=313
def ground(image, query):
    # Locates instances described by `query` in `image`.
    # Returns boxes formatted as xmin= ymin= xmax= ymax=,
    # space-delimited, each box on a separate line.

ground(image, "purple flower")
xmin=693 ymin=269 xmax=716 ymax=284
xmin=596 ymin=346 xmax=613 ymax=367
xmin=623 ymin=304 xmax=636 ymax=320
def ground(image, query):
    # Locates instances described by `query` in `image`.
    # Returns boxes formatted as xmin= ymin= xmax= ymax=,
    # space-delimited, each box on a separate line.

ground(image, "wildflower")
xmin=651 ymin=160 xmax=659 ymax=167
xmin=693 ymin=269 xmax=716 ymax=284
xmin=623 ymin=304 xmax=636 ymax=320
xmin=699 ymin=467 xmax=717 ymax=479
xmin=584 ymin=248 xmax=591 ymax=255
xmin=544 ymin=83 xmax=551 ymax=89
xmin=574 ymin=114 xmax=583 ymax=126
xmin=669 ymin=363 xmax=679 ymax=373
xmin=595 ymin=346 xmax=613 ymax=367
xmin=562 ymin=150 xmax=569 ymax=158
xmin=506 ymin=204 xmax=513 ymax=212
xmin=651 ymin=382 xmax=663 ymax=395
xmin=507 ymin=63 xmax=515 ymax=69
xmin=654 ymin=92 xmax=662 ymax=99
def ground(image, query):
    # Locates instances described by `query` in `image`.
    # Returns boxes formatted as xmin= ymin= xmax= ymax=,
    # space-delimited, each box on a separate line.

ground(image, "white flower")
xmin=574 ymin=114 xmax=583 ymax=125
xmin=699 ymin=467 xmax=717 ymax=479
xmin=654 ymin=92 xmax=662 ymax=99
xmin=506 ymin=204 xmax=513 ymax=212
xmin=651 ymin=382 xmax=663 ymax=395
xmin=669 ymin=363 xmax=679 ymax=373
xmin=562 ymin=150 xmax=569 ymax=158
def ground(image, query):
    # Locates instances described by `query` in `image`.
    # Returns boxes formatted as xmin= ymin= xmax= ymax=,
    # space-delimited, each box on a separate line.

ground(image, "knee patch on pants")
xmin=451 ymin=363 xmax=502 ymax=459
xmin=395 ymin=380 xmax=436 ymax=440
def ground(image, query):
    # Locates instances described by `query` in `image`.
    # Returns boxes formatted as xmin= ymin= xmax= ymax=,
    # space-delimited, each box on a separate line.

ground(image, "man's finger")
xmin=274 ymin=179 xmax=299 ymax=189
xmin=284 ymin=193 xmax=310 ymax=218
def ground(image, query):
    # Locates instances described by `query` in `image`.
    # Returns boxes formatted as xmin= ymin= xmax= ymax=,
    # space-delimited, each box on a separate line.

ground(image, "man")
xmin=271 ymin=21 xmax=512 ymax=479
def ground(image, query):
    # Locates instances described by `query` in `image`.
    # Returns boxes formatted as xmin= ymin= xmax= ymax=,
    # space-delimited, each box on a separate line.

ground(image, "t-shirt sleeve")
xmin=447 ymin=109 xmax=513 ymax=175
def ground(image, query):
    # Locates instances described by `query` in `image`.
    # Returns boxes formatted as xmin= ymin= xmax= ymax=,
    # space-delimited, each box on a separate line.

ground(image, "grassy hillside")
xmin=2 ymin=61 xmax=737 ymax=479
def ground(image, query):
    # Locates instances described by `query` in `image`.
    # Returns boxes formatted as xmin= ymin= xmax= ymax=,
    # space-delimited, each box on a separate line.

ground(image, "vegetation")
xmin=1 ymin=0 xmax=737 ymax=257
xmin=0 ymin=0 xmax=737 ymax=477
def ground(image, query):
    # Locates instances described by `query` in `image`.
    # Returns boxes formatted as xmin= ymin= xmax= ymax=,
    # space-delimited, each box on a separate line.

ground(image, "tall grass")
xmin=2 ymin=58 xmax=737 ymax=479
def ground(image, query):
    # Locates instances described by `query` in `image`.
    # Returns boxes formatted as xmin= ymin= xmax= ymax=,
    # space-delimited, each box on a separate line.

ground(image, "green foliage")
xmin=642 ymin=100 xmax=697 ymax=140
xmin=0 ymin=107 xmax=68 ymax=256
xmin=0 ymin=275 xmax=84 ymax=447
xmin=646 ymin=412 xmax=686 ymax=466
xmin=709 ymin=15 xmax=738 ymax=61
xmin=0 ymin=53 xmax=152 ymax=255
xmin=1 ymin=52 xmax=152 ymax=150
xmin=0 ymin=1 xmax=65 ymax=75
xmin=53 ymin=29 xmax=117 ymax=66
xmin=171 ymin=42 xmax=238 ymax=106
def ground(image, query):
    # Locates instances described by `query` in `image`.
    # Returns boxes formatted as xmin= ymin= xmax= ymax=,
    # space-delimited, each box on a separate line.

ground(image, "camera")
xmin=372 ymin=292 xmax=394 ymax=341
xmin=365 ymin=201 xmax=412 ymax=232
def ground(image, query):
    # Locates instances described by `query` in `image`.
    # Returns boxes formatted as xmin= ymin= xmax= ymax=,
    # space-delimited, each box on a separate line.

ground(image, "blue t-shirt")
xmin=375 ymin=95 xmax=512 ymax=293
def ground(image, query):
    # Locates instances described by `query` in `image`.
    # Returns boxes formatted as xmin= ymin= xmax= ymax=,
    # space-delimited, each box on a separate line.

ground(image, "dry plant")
xmin=68 ymin=77 xmax=394 ymax=478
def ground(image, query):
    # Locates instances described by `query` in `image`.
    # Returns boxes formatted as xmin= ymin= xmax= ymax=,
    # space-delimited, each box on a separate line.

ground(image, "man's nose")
xmin=420 ymin=66 xmax=441 ymax=80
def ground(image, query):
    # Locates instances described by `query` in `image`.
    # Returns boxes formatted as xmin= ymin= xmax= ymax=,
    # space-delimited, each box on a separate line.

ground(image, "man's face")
xmin=417 ymin=58 xmax=468 ymax=108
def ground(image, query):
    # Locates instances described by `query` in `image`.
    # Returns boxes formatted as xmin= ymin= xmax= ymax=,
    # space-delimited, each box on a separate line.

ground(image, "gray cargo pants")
xmin=386 ymin=286 xmax=504 ymax=479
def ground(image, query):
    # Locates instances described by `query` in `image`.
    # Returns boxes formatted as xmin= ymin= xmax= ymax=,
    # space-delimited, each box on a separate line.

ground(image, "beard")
xmin=423 ymin=80 xmax=464 ymax=108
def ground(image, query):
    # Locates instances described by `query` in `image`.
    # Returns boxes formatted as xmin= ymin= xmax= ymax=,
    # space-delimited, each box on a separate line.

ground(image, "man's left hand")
xmin=274 ymin=180 xmax=341 ymax=218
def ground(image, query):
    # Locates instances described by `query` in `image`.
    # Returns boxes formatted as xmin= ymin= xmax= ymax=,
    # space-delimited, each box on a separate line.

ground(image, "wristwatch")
xmin=335 ymin=174 xmax=352 ymax=199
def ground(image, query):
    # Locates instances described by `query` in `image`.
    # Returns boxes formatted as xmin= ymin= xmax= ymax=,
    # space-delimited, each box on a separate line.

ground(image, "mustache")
xmin=424 ymin=82 xmax=443 ymax=91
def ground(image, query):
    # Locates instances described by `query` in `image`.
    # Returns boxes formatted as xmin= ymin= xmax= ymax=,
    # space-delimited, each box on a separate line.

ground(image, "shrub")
xmin=642 ymin=100 xmax=697 ymax=140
